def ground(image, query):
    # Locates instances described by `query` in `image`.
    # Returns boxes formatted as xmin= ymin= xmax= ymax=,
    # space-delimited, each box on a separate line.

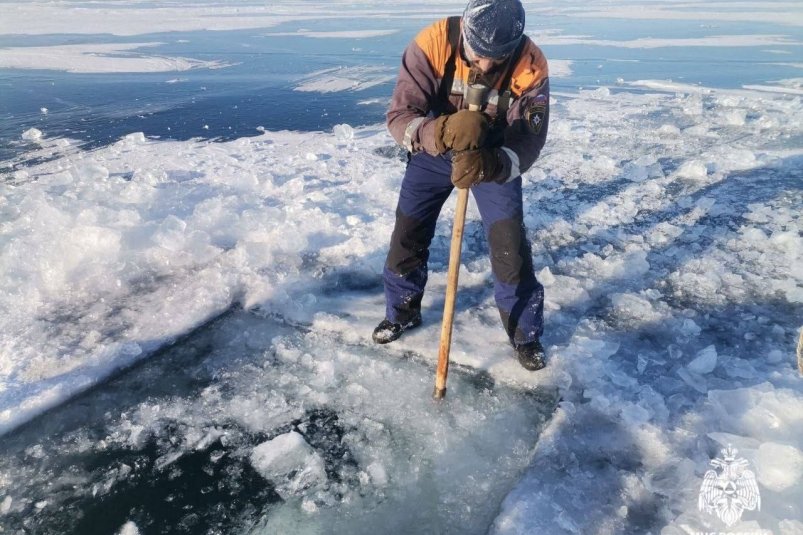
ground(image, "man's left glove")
xmin=450 ymin=148 xmax=501 ymax=189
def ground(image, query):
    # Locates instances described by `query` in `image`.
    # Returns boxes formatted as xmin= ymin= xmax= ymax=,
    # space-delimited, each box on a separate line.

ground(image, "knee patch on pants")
xmin=488 ymin=218 xmax=534 ymax=285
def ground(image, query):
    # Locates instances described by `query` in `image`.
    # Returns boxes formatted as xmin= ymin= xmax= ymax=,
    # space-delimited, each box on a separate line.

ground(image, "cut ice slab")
xmin=250 ymin=431 xmax=328 ymax=500
xmin=0 ymin=309 xmax=558 ymax=535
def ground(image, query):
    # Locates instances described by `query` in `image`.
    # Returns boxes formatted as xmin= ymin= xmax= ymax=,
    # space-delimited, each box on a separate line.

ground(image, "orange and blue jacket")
xmin=387 ymin=17 xmax=550 ymax=182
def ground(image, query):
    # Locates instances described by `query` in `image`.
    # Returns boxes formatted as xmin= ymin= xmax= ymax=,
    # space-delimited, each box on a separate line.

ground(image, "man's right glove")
xmin=450 ymin=148 xmax=502 ymax=189
xmin=434 ymin=110 xmax=489 ymax=154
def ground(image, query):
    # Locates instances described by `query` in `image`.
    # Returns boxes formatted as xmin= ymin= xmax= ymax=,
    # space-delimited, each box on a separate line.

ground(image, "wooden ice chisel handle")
xmin=433 ymin=185 xmax=469 ymax=399
xmin=433 ymin=91 xmax=485 ymax=400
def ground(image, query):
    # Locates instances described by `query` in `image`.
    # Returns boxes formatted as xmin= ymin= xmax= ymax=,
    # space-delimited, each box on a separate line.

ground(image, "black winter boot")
xmin=372 ymin=314 xmax=422 ymax=344
xmin=515 ymin=340 xmax=546 ymax=371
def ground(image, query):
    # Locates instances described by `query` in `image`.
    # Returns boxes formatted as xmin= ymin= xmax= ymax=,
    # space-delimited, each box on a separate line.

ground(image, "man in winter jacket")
xmin=373 ymin=0 xmax=550 ymax=371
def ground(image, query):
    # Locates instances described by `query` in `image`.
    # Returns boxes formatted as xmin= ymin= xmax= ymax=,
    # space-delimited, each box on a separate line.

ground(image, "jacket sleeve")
xmin=386 ymin=41 xmax=443 ymax=156
xmin=490 ymin=77 xmax=550 ymax=183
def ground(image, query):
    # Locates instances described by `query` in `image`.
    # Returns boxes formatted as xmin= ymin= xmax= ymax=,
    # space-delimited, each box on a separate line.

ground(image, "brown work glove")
xmin=434 ymin=110 xmax=489 ymax=154
xmin=450 ymin=148 xmax=501 ymax=189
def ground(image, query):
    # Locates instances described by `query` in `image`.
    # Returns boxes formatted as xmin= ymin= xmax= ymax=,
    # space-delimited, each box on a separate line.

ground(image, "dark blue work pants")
xmin=382 ymin=151 xmax=544 ymax=345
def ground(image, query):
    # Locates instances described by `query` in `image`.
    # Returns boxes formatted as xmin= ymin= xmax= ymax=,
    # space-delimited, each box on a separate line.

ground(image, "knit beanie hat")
xmin=462 ymin=0 xmax=525 ymax=59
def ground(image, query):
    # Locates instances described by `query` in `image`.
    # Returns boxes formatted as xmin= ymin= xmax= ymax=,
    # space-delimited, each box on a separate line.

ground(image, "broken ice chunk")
xmin=676 ymin=160 xmax=707 ymax=180
xmin=250 ymin=431 xmax=328 ymax=499
xmin=22 ymin=128 xmax=43 ymax=142
xmin=755 ymin=442 xmax=803 ymax=492
xmin=537 ymin=266 xmax=556 ymax=286
xmin=333 ymin=123 xmax=354 ymax=141
xmin=780 ymin=520 xmax=803 ymax=535
xmin=152 ymin=215 xmax=187 ymax=252
xmin=117 ymin=521 xmax=141 ymax=535
xmin=687 ymin=345 xmax=717 ymax=374
xmin=678 ymin=319 xmax=701 ymax=337
xmin=677 ymin=367 xmax=708 ymax=394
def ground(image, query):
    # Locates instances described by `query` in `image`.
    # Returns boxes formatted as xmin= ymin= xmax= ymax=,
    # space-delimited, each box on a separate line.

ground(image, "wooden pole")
xmin=433 ymin=86 xmax=486 ymax=400
xmin=433 ymin=187 xmax=469 ymax=400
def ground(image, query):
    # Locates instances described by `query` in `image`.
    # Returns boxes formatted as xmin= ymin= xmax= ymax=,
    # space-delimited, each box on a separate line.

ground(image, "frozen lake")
xmin=3 ymin=2 xmax=802 ymax=163
xmin=1 ymin=1 xmax=802 ymax=534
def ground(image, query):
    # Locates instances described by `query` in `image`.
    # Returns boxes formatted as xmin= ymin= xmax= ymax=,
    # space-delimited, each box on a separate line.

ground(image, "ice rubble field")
xmin=0 ymin=306 xmax=556 ymax=534
xmin=1 ymin=0 xmax=803 ymax=533
xmin=3 ymin=82 xmax=802 ymax=532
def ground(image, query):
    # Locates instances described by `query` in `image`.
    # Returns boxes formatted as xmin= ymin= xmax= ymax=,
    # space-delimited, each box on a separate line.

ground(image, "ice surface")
xmin=117 ymin=522 xmax=140 ymax=535
xmin=0 ymin=43 xmax=232 ymax=74
xmin=610 ymin=292 xmax=665 ymax=325
xmin=755 ymin=442 xmax=803 ymax=492
xmin=676 ymin=160 xmax=708 ymax=180
xmin=571 ymin=5 xmax=803 ymax=26
xmin=0 ymin=78 xmax=799 ymax=531
xmin=3 ymin=1 xmax=801 ymax=40
xmin=780 ymin=520 xmax=803 ymax=535
xmin=799 ymin=328 xmax=803 ymax=374
xmin=264 ymin=29 xmax=399 ymax=39
xmin=250 ymin=432 xmax=328 ymax=499
xmin=21 ymin=128 xmax=42 ymax=142
xmin=546 ymin=59 xmax=573 ymax=78
xmin=333 ymin=124 xmax=354 ymax=142
xmin=0 ymin=496 xmax=11 ymax=514
xmin=687 ymin=345 xmax=718 ymax=375
xmin=295 ymin=66 xmax=396 ymax=93
xmin=0 ymin=310 xmax=556 ymax=534
xmin=0 ymin=3 xmax=316 ymax=36
xmin=534 ymin=34 xmax=803 ymax=49
xmin=2 ymin=1 xmax=803 ymax=533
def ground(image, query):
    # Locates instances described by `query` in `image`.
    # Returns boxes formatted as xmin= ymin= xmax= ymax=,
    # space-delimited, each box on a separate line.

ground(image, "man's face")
xmin=464 ymin=39 xmax=508 ymax=74
xmin=471 ymin=55 xmax=507 ymax=74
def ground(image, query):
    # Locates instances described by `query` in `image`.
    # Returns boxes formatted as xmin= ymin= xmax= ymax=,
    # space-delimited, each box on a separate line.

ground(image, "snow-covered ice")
xmin=294 ymin=66 xmax=397 ymax=93
xmin=264 ymin=29 xmax=400 ymax=39
xmin=2 ymin=78 xmax=800 ymax=533
xmin=1 ymin=1 xmax=802 ymax=534
xmin=534 ymin=34 xmax=803 ymax=49
xmin=0 ymin=43 xmax=232 ymax=74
